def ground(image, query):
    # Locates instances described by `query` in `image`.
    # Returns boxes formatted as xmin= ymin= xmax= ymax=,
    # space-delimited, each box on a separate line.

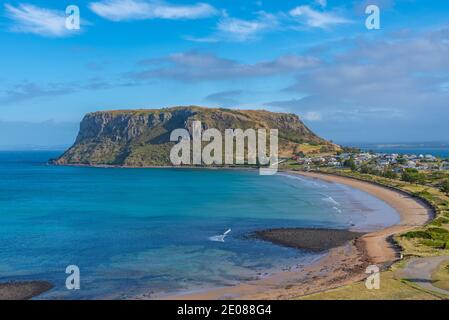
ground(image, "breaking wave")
xmin=322 ymin=196 xmax=340 ymax=206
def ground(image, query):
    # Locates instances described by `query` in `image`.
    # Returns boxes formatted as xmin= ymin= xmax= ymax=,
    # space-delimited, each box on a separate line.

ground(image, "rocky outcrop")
xmin=53 ymin=106 xmax=336 ymax=166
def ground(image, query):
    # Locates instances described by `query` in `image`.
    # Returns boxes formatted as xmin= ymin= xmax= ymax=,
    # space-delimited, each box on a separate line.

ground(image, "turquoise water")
xmin=0 ymin=151 xmax=399 ymax=299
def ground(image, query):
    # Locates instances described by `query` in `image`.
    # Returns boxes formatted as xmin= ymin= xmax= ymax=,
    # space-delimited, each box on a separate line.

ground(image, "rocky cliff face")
xmin=53 ymin=106 xmax=335 ymax=166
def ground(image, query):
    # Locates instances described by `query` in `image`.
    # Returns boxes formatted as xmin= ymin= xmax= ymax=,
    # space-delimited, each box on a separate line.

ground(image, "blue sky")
xmin=0 ymin=0 xmax=449 ymax=147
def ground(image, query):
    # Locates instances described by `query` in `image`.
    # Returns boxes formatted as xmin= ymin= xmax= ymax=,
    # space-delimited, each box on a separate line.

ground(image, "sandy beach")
xmin=297 ymin=171 xmax=433 ymax=264
xmin=160 ymin=171 xmax=433 ymax=300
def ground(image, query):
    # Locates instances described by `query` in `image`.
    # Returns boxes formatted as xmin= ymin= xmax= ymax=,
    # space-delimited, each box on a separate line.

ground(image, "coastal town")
xmin=287 ymin=147 xmax=449 ymax=195
xmin=295 ymin=149 xmax=449 ymax=173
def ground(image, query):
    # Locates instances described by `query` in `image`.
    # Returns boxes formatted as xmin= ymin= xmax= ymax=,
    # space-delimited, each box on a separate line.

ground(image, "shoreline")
xmin=2 ymin=166 xmax=435 ymax=300
xmin=157 ymin=170 xmax=433 ymax=300
xmin=294 ymin=171 xmax=433 ymax=264
xmin=50 ymin=162 xmax=261 ymax=170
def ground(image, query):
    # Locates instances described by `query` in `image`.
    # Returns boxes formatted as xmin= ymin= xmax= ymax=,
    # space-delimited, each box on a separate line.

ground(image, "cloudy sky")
xmin=0 ymin=0 xmax=448 ymax=147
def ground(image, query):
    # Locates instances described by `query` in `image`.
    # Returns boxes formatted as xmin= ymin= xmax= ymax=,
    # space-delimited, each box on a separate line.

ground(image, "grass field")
xmin=299 ymin=271 xmax=441 ymax=300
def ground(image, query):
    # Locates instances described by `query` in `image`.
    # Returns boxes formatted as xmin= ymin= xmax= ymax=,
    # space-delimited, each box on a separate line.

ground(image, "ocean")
xmin=0 ymin=151 xmax=399 ymax=299
xmin=356 ymin=145 xmax=449 ymax=158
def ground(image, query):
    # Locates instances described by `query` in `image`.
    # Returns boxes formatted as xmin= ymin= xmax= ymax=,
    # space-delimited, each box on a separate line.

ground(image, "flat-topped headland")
xmin=52 ymin=106 xmax=338 ymax=167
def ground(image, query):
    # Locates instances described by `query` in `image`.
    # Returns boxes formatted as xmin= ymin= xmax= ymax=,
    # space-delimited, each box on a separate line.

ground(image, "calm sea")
xmin=0 ymin=151 xmax=399 ymax=299
xmin=357 ymin=146 xmax=449 ymax=158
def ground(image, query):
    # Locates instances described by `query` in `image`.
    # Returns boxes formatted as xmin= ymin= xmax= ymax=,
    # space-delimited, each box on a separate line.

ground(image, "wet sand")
xmin=160 ymin=171 xmax=433 ymax=300
xmin=0 ymin=281 xmax=53 ymax=300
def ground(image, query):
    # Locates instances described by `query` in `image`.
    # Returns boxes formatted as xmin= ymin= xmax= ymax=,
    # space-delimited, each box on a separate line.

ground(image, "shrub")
xmin=431 ymin=217 xmax=449 ymax=226
xmin=401 ymin=168 xmax=426 ymax=184
xmin=431 ymin=220 xmax=443 ymax=227
xmin=343 ymin=157 xmax=356 ymax=171
xmin=420 ymin=239 xmax=446 ymax=249
xmin=401 ymin=231 xmax=431 ymax=239
xmin=427 ymin=227 xmax=449 ymax=241
xmin=427 ymin=227 xmax=449 ymax=234
xmin=440 ymin=179 xmax=449 ymax=195
xmin=383 ymin=170 xmax=398 ymax=179
xmin=360 ymin=165 xmax=381 ymax=175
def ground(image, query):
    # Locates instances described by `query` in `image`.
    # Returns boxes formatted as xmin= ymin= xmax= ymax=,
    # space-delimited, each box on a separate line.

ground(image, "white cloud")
xmin=4 ymin=3 xmax=72 ymax=37
xmin=205 ymin=90 xmax=244 ymax=106
xmin=130 ymin=51 xmax=319 ymax=81
xmin=216 ymin=12 xmax=278 ymax=41
xmin=89 ymin=0 xmax=218 ymax=21
xmin=303 ymin=111 xmax=322 ymax=121
xmin=289 ymin=5 xmax=349 ymax=28
xmin=186 ymin=5 xmax=347 ymax=43
xmin=264 ymin=26 xmax=449 ymax=141
xmin=0 ymin=81 xmax=76 ymax=104
xmin=186 ymin=11 xmax=279 ymax=43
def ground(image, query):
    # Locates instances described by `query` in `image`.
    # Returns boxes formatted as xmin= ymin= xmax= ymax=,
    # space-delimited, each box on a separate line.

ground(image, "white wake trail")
xmin=209 ymin=229 xmax=231 ymax=242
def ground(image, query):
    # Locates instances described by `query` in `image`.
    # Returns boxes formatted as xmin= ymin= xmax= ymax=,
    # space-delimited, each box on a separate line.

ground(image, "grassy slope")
xmin=431 ymin=260 xmax=449 ymax=291
xmin=299 ymin=271 xmax=440 ymax=300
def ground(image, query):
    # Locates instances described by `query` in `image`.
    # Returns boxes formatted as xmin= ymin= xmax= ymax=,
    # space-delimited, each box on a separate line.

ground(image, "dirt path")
xmin=396 ymin=256 xmax=449 ymax=297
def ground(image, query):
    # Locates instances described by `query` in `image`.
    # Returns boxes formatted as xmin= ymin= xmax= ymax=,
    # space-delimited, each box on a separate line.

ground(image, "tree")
xmin=344 ymin=157 xmax=357 ymax=171
xmin=360 ymin=165 xmax=380 ymax=175
xmin=401 ymin=168 xmax=426 ymax=184
xmin=396 ymin=155 xmax=406 ymax=165
xmin=440 ymin=179 xmax=449 ymax=195
xmin=383 ymin=170 xmax=398 ymax=179
xmin=360 ymin=165 xmax=370 ymax=174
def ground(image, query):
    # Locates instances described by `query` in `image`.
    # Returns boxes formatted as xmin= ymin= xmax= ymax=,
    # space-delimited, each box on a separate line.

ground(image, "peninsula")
xmin=53 ymin=106 xmax=337 ymax=166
